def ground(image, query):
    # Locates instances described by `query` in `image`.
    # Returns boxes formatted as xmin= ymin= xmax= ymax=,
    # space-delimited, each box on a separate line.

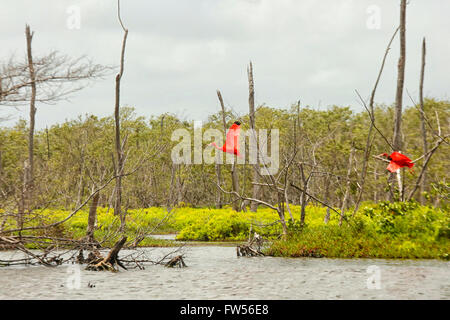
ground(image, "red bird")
xmin=211 ymin=121 xmax=242 ymax=157
xmin=379 ymin=152 xmax=414 ymax=173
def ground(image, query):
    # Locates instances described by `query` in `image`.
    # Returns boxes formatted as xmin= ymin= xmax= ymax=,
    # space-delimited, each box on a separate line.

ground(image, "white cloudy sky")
xmin=1 ymin=0 xmax=449 ymax=129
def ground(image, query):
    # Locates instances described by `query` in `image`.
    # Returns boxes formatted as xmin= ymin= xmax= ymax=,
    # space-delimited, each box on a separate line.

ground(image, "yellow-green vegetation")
xmin=267 ymin=201 xmax=449 ymax=259
xmin=1 ymin=207 xmax=177 ymax=248
xmin=5 ymin=201 xmax=448 ymax=258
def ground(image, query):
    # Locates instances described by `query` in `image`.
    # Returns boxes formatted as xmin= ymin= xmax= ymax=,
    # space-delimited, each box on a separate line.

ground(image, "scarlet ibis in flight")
xmin=211 ymin=121 xmax=241 ymax=157
xmin=379 ymin=152 xmax=414 ymax=173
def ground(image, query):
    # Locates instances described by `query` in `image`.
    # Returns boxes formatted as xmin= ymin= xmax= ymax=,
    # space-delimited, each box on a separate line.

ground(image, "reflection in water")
xmin=0 ymin=246 xmax=448 ymax=299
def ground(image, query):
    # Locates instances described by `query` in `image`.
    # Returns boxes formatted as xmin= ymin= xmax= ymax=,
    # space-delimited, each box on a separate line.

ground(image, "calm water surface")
xmin=0 ymin=246 xmax=448 ymax=299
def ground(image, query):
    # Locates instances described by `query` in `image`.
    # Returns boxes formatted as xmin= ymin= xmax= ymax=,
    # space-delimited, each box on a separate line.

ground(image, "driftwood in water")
xmin=165 ymin=255 xmax=187 ymax=268
xmin=237 ymin=232 xmax=264 ymax=257
xmin=86 ymin=236 xmax=127 ymax=272
xmin=236 ymin=245 xmax=263 ymax=257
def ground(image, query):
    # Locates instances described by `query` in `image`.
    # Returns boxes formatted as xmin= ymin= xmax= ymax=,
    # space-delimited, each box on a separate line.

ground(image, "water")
xmin=0 ymin=246 xmax=448 ymax=299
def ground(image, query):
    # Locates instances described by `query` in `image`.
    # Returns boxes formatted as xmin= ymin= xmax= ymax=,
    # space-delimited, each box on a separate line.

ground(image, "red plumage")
xmin=211 ymin=121 xmax=241 ymax=157
xmin=381 ymin=152 xmax=414 ymax=173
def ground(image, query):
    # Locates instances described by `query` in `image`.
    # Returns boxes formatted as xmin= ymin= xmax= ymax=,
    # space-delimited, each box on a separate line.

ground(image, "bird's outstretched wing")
xmin=386 ymin=161 xmax=401 ymax=173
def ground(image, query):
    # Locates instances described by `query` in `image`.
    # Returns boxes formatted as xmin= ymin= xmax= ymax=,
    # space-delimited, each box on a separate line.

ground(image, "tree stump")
xmin=237 ymin=232 xmax=265 ymax=257
xmin=165 ymin=255 xmax=187 ymax=268
xmin=236 ymin=245 xmax=263 ymax=257
xmin=86 ymin=236 xmax=127 ymax=272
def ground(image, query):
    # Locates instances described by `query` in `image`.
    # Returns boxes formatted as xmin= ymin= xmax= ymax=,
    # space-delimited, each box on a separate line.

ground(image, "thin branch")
xmin=355 ymin=89 xmax=394 ymax=150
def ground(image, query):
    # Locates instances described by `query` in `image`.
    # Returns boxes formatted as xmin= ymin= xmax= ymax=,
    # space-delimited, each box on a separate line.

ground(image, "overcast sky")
xmin=1 ymin=0 xmax=449 ymax=129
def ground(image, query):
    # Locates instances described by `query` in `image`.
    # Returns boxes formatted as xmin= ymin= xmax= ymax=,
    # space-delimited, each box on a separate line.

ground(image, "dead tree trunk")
xmin=419 ymin=37 xmax=428 ymax=204
xmin=25 ymin=25 xmax=36 ymax=214
xmin=390 ymin=0 xmax=407 ymax=201
xmin=248 ymin=62 xmax=260 ymax=212
xmin=114 ymin=0 xmax=129 ymax=233
xmin=18 ymin=160 xmax=29 ymax=231
xmin=86 ymin=189 xmax=100 ymax=244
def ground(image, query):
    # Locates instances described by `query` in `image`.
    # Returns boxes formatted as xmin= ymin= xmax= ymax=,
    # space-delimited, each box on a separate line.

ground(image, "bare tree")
xmin=25 ymin=25 xmax=36 ymax=210
xmin=114 ymin=0 xmax=129 ymax=232
xmin=0 ymin=25 xmax=109 ymax=228
xmin=247 ymin=62 xmax=260 ymax=212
